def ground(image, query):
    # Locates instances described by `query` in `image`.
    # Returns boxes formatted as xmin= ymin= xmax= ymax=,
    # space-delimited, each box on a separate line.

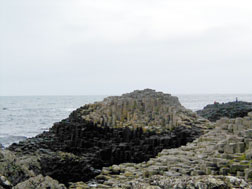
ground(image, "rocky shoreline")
xmin=197 ymin=101 xmax=252 ymax=122
xmin=1 ymin=89 xmax=252 ymax=188
xmin=77 ymin=113 xmax=252 ymax=188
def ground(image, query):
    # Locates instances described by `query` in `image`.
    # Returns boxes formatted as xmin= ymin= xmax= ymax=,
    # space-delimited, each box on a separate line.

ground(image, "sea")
xmin=0 ymin=94 xmax=252 ymax=147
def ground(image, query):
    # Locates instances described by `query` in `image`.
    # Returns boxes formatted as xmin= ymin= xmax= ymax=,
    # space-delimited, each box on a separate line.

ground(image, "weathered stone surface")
xmin=70 ymin=175 xmax=249 ymax=189
xmin=77 ymin=112 xmax=252 ymax=188
xmin=0 ymin=149 xmax=32 ymax=186
xmin=245 ymin=169 xmax=252 ymax=181
xmin=132 ymin=175 xmax=249 ymax=189
xmin=236 ymin=142 xmax=245 ymax=153
xmin=224 ymin=143 xmax=236 ymax=154
xmin=0 ymin=175 xmax=11 ymax=189
xmin=13 ymin=175 xmax=66 ymax=189
xmin=197 ymin=101 xmax=252 ymax=122
xmin=5 ymin=89 xmax=208 ymax=186
xmin=248 ymin=112 xmax=252 ymax=118
xmin=4 ymin=89 xmax=252 ymax=188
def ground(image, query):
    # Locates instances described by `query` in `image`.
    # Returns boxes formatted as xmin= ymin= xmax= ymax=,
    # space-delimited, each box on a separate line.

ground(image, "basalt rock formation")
xmin=73 ymin=113 xmax=252 ymax=188
xmin=197 ymin=101 xmax=252 ymax=122
xmin=1 ymin=89 xmax=209 ymax=188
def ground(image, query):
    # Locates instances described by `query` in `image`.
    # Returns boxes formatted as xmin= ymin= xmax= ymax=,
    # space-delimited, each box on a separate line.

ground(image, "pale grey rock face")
xmin=76 ymin=89 xmax=209 ymax=131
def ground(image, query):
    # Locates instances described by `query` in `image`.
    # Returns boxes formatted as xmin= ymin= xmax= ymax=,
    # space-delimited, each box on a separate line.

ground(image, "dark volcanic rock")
xmin=6 ymin=89 xmax=209 ymax=186
xmin=197 ymin=101 xmax=252 ymax=122
xmin=0 ymin=149 xmax=32 ymax=188
xmin=8 ymin=121 xmax=203 ymax=184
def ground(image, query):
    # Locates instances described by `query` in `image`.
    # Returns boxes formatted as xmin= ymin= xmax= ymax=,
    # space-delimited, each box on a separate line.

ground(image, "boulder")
xmin=0 ymin=175 xmax=11 ymax=189
xmin=0 ymin=149 xmax=32 ymax=186
xmin=13 ymin=175 xmax=66 ymax=189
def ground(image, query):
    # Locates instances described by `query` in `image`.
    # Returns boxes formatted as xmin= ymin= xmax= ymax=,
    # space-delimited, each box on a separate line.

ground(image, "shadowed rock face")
xmin=80 ymin=113 xmax=252 ymax=189
xmin=197 ymin=101 xmax=252 ymax=122
xmin=27 ymin=123 xmax=202 ymax=184
xmin=7 ymin=89 xmax=208 ymax=186
xmin=8 ymin=119 xmax=203 ymax=185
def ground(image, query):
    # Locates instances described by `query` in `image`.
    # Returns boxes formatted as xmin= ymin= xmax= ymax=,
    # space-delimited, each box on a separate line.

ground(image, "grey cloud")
xmin=0 ymin=0 xmax=252 ymax=95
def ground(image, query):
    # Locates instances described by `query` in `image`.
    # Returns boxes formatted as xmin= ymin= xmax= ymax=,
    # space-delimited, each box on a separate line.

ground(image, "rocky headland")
xmin=197 ymin=101 xmax=252 ymax=122
xmin=1 ymin=89 xmax=252 ymax=188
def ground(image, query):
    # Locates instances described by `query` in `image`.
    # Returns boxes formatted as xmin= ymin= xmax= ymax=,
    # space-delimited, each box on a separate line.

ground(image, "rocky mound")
xmin=197 ymin=101 xmax=252 ymax=122
xmin=74 ymin=112 xmax=252 ymax=188
xmin=1 ymin=89 xmax=208 ymax=188
xmin=69 ymin=89 xmax=206 ymax=130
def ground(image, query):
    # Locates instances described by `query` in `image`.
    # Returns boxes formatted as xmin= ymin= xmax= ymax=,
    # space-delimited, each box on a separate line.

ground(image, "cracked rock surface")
xmin=72 ymin=113 xmax=252 ymax=188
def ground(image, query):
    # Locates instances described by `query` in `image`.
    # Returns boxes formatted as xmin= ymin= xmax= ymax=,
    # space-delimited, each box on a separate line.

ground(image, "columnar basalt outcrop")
xmin=197 ymin=101 xmax=252 ymax=122
xmin=75 ymin=112 xmax=252 ymax=188
xmin=2 ymin=89 xmax=209 ymax=187
xmin=70 ymin=89 xmax=208 ymax=131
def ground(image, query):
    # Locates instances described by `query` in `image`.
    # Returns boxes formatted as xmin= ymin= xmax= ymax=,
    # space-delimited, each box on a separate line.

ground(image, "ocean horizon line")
xmin=0 ymin=93 xmax=252 ymax=97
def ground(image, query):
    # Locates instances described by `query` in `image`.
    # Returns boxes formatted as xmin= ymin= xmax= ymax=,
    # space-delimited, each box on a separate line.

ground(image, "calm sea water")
xmin=0 ymin=94 xmax=251 ymax=147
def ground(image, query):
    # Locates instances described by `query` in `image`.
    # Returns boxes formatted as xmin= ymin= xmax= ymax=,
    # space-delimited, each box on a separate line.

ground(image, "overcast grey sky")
xmin=0 ymin=0 xmax=252 ymax=95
